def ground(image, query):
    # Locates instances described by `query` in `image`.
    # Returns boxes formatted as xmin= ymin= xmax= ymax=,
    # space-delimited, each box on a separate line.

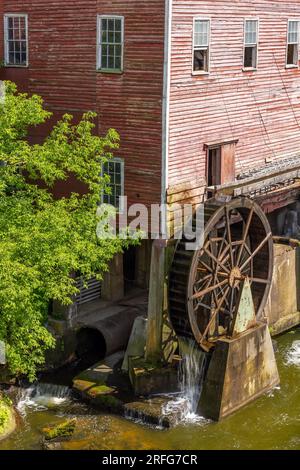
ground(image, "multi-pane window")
xmin=287 ymin=20 xmax=300 ymax=66
xmin=4 ymin=14 xmax=28 ymax=66
xmin=244 ymin=19 xmax=258 ymax=68
xmin=193 ymin=19 xmax=210 ymax=73
xmin=97 ymin=16 xmax=124 ymax=71
xmin=102 ymin=159 xmax=124 ymax=210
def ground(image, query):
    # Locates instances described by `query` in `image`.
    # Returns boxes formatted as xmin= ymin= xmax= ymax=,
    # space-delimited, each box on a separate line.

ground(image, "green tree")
xmin=0 ymin=82 xmax=133 ymax=380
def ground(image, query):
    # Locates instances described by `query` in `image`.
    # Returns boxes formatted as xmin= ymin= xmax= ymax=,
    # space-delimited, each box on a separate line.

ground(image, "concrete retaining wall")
xmin=265 ymin=243 xmax=300 ymax=335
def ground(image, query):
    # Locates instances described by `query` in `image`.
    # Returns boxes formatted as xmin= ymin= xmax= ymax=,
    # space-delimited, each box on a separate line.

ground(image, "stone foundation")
xmin=128 ymin=357 xmax=180 ymax=396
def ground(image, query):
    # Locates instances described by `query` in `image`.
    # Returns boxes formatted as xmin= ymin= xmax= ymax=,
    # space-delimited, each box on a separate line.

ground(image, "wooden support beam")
xmin=208 ymin=163 xmax=300 ymax=197
xmin=273 ymin=236 xmax=300 ymax=248
xmin=145 ymin=240 xmax=166 ymax=363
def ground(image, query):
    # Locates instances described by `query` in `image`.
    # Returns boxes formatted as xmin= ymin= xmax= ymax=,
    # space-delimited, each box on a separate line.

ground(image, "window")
xmin=102 ymin=158 xmax=124 ymax=210
xmin=97 ymin=16 xmax=124 ymax=72
xmin=244 ymin=19 xmax=258 ymax=69
xmin=193 ymin=19 xmax=210 ymax=73
xmin=205 ymin=140 xmax=237 ymax=197
xmin=287 ymin=20 xmax=300 ymax=67
xmin=4 ymin=14 xmax=28 ymax=66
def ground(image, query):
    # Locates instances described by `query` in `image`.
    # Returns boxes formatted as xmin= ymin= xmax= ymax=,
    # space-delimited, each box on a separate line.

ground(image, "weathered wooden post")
xmin=145 ymin=239 xmax=167 ymax=363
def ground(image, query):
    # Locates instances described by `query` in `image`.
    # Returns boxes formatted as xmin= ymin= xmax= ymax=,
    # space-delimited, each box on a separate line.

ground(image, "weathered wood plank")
xmin=0 ymin=0 xmax=165 ymax=211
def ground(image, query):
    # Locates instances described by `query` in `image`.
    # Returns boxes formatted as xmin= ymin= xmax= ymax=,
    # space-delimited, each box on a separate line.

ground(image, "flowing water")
xmin=16 ymin=383 xmax=72 ymax=416
xmin=0 ymin=329 xmax=299 ymax=450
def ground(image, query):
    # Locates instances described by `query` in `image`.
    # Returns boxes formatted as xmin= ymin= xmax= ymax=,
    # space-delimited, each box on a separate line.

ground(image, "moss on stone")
xmin=73 ymin=378 xmax=123 ymax=412
xmin=129 ymin=356 xmax=161 ymax=372
xmin=0 ymin=402 xmax=10 ymax=434
xmin=73 ymin=379 xmax=97 ymax=392
xmin=42 ymin=418 xmax=76 ymax=441
xmin=0 ymin=395 xmax=16 ymax=440
xmin=124 ymin=398 xmax=173 ymax=428
xmin=92 ymin=394 xmax=123 ymax=412
xmin=87 ymin=384 xmax=115 ymax=398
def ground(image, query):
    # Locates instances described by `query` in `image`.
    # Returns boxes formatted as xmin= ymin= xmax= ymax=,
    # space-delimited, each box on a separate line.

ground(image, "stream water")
xmin=0 ymin=329 xmax=299 ymax=450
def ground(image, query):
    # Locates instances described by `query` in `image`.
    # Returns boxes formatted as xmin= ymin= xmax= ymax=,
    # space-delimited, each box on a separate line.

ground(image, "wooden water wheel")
xmin=169 ymin=197 xmax=273 ymax=351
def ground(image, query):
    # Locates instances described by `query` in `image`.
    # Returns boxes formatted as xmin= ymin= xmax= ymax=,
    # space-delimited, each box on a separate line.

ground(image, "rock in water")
xmin=42 ymin=418 xmax=76 ymax=441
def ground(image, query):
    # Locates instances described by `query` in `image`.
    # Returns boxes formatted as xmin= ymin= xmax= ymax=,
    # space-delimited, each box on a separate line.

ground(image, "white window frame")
xmin=4 ymin=13 xmax=28 ymax=67
xmin=243 ymin=18 xmax=259 ymax=71
xmin=192 ymin=17 xmax=211 ymax=75
xmin=97 ymin=15 xmax=124 ymax=72
xmin=101 ymin=158 xmax=125 ymax=213
xmin=286 ymin=19 xmax=300 ymax=69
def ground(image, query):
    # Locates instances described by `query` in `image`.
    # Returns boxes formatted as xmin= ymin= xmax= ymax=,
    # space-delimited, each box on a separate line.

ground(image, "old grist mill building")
xmin=1 ymin=1 xmax=300 ymax=420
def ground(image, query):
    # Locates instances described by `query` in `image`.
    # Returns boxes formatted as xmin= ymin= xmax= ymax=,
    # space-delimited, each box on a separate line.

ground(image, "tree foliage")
xmin=0 ymin=82 xmax=133 ymax=380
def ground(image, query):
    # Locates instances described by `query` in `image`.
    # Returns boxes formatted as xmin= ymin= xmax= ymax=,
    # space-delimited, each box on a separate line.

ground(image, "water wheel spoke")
xmin=219 ymin=306 xmax=231 ymax=315
xmin=199 ymin=241 xmax=215 ymax=270
xmin=229 ymin=287 xmax=234 ymax=314
xmin=229 ymin=286 xmax=238 ymax=316
xmin=217 ymin=227 xmax=228 ymax=260
xmin=194 ymin=275 xmax=212 ymax=298
xmin=219 ymin=242 xmax=230 ymax=262
xmin=198 ymin=259 xmax=213 ymax=274
xmin=236 ymin=206 xmax=254 ymax=266
xmin=244 ymin=244 xmax=252 ymax=255
xmin=240 ymin=232 xmax=272 ymax=271
xmin=225 ymin=207 xmax=234 ymax=268
xmin=190 ymin=278 xmax=228 ymax=301
xmin=209 ymin=237 xmax=225 ymax=243
xmin=197 ymin=267 xmax=210 ymax=273
xmin=200 ymin=286 xmax=230 ymax=344
xmin=203 ymin=246 xmax=230 ymax=274
xmin=248 ymin=277 xmax=270 ymax=284
xmin=195 ymin=301 xmax=213 ymax=311
xmin=240 ymin=244 xmax=253 ymax=275
xmin=216 ymin=282 xmax=231 ymax=310
xmin=219 ymin=243 xmax=239 ymax=271
xmin=216 ymin=271 xmax=229 ymax=279
xmin=218 ymin=251 xmax=233 ymax=274
xmin=216 ymin=243 xmax=232 ymax=273
xmin=194 ymin=273 xmax=212 ymax=286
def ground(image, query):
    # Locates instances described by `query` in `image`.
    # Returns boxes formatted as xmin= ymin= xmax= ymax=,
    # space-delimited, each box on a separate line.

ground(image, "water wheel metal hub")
xmin=228 ymin=266 xmax=242 ymax=288
xmin=169 ymin=197 xmax=273 ymax=352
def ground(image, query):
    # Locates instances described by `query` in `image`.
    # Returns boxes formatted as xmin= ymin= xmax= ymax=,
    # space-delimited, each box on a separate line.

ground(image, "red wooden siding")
xmin=3 ymin=0 xmax=300 ymax=210
xmin=0 ymin=0 xmax=165 ymax=209
xmin=169 ymin=0 xmax=300 ymax=189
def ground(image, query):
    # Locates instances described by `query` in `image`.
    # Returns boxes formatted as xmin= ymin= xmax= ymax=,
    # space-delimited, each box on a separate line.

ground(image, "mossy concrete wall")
xmin=198 ymin=323 xmax=279 ymax=421
xmin=0 ymin=399 xmax=16 ymax=441
xmin=265 ymin=243 xmax=300 ymax=335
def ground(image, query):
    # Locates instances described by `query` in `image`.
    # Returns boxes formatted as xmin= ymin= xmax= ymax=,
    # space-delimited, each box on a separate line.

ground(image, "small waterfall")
xmin=160 ymin=337 xmax=209 ymax=425
xmin=178 ymin=337 xmax=208 ymax=418
xmin=35 ymin=383 xmax=71 ymax=398
xmin=17 ymin=383 xmax=72 ymax=415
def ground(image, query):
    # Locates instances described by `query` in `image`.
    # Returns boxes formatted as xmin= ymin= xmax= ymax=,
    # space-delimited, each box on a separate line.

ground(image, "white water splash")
xmin=161 ymin=395 xmax=207 ymax=425
xmin=16 ymin=383 xmax=71 ymax=416
xmin=285 ymin=340 xmax=300 ymax=366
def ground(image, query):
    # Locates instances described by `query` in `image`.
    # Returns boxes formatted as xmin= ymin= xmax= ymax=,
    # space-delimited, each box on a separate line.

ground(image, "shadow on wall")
xmin=268 ymin=201 xmax=300 ymax=237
